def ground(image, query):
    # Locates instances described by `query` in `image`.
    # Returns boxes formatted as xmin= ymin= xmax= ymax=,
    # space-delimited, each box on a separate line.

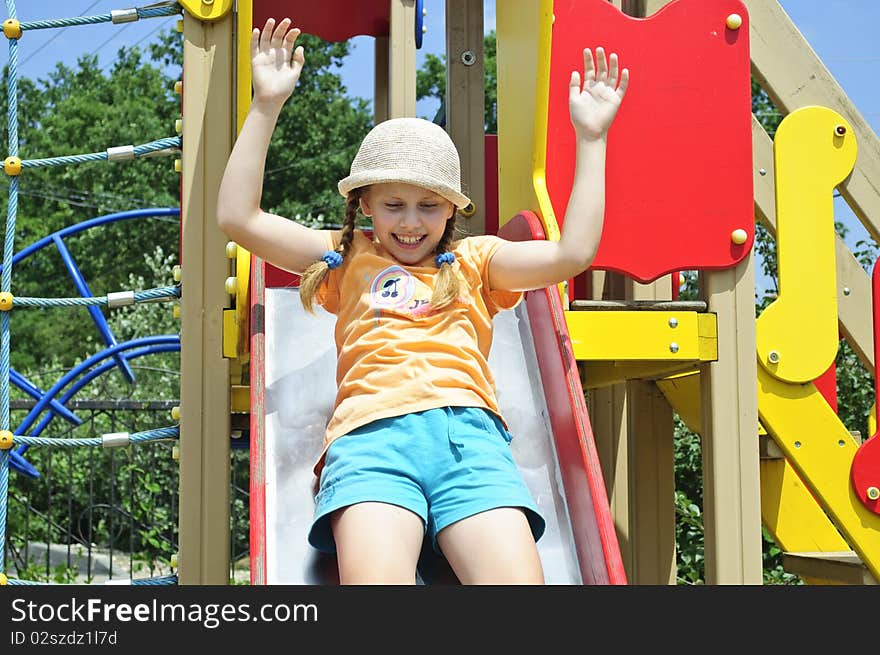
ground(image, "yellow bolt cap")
xmin=170 ymin=553 xmax=179 ymax=568
xmin=171 ymin=405 xmax=181 ymax=421
xmin=172 ymin=445 xmax=180 ymax=461
xmin=226 ymin=241 xmax=238 ymax=258
xmin=0 ymin=292 xmax=13 ymax=311
xmin=0 ymin=572 xmax=7 ymax=585
xmin=174 ymin=158 xmax=181 ymax=173
xmin=726 ymin=13 xmax=742 ymax=30
xmin=175 ymin=118 xmax=183 ymax=135
xmin=174 ymin=80 xmax=183 ymax=94
xmin=731 ymin=228 xmax=748 ymax=245
xmin=460 ymin=202 xmax=476 ymax=218
xmin=0 ymin=430 xmax=13 ymax=450
xmin=172 ymin=264 xmax=182 ymax=282
xmin=172 ymin=304 xmax=181 ymax=319
xmin=868 ymin=486 xmax=880 ymax=501
xmin=4 ymin=156 xmax=21 ymax=176
xmin=3 ymin=19 xmax=22 ymax=40
xmin=176 ymin=19 xmax=184 ymax=33
xmin=225 ymin=276 xmax=238 ymax=295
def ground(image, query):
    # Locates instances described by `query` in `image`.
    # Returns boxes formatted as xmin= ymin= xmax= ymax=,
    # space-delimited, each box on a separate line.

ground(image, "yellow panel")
xmin=231 ymin=385 xmax=250 ymax=413
xmin=758 ymin=366 xmax=880 ymax=581
xmin=564 ymin=311 xmax=717 ymax=361
xmin=235 ymin=246 xmax=250 ymax=362
xmin=496 ymin=0 xmax=550 ymax=227
xmin=760 ymin=458 xmax=850 ymax=553
xmin=756 ymin=107 xmax=857 ymax=383
xmin=179 ymin=0 xmax=234 ymax=21
xmin=656 ymin=371 xmax=701 ymax=433
xmin=222 ymin=308 xmax=237 ymax=358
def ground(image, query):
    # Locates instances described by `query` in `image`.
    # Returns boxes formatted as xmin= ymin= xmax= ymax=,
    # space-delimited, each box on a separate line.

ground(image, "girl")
xmin=217 ymin=17 xmax=628 ymax=585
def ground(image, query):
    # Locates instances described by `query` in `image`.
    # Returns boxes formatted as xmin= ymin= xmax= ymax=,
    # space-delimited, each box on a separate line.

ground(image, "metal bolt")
xmin=838 ymin=440 xmax=846 ymax=447
xmin=794 ymin=441 xmax=801 ymax=448
xmin=668 ymin=317 xmax=678 ymax=328
xmin=768 ymin=350 xmax=780 ymax=364
xmin=461 ymin=50 xmax=476 ymax=66
xmin=835 ymin=124 xmax=846 ymax=136
xmin=843 ymin=287 xmax=851 ymax=296
xmin=867 ymin=486 xmax=880 ymax=501
xmin=759 ymin=168 xmax=766 ymax=176
xmin=669 ymin=342 xmax=679 ymax=353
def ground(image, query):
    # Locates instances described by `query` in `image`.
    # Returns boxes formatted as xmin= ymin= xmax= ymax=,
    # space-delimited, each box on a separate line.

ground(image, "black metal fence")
xmin=4 ymin=400 xmax=249 ymax=584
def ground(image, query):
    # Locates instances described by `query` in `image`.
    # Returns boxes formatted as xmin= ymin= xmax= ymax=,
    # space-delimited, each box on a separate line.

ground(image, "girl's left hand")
xmin=569 ymin=47 xmax=629 ymax=141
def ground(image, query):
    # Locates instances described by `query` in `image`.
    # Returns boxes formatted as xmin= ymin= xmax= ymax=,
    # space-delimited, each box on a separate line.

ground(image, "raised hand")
xmin=251 ymin=17 xmax=305 ymax=106
xmin=569 ymin=47 xmax=629 ymax=141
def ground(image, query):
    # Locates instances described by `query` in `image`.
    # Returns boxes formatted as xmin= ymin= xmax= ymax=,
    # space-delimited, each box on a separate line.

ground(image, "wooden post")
xmin=389 ymin=0 xmax=417 ymax=117
xmin=446 ymin=0 xmax=486 ymax=235
xmin=178 ymin=11 xmax=233 ymax=584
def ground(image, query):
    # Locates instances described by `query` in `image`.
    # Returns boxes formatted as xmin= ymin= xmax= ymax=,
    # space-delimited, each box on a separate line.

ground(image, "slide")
xmin=248 ymin=212 xmax=626 ymax=584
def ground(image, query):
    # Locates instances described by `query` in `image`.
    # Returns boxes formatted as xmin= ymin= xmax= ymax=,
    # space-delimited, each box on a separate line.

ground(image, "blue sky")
xmin=9 ymin=1 xmax=880 ymax=283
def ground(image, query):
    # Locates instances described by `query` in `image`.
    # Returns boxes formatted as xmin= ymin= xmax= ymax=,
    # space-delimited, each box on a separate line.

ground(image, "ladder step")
xmin=782 ymin=551 xmax=877 ymax=585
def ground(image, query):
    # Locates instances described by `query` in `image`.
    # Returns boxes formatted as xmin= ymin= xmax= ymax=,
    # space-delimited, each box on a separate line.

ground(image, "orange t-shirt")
xmin=313 ymin=229 xmax=521 ymax=475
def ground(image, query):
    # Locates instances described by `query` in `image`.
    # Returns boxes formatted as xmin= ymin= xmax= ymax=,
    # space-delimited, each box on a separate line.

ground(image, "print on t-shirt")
xmin=369 ymin=265 xmax=433 ymax=317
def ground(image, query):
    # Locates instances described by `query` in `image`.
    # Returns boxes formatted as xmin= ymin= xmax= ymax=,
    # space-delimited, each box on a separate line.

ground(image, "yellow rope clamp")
xmin=4 ymin=156 xmax=21 ymax=176
xmin=3 ymin=19 xmax=21 ymax=40
xmin=0 ymin=292 xmax=13 ymax=311
xmin=0 ymin=429 xmax=13 ymax=450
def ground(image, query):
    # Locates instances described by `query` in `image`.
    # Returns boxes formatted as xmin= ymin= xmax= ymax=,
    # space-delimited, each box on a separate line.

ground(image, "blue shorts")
xmin=308 ymin=406 xmax=545 ymax=555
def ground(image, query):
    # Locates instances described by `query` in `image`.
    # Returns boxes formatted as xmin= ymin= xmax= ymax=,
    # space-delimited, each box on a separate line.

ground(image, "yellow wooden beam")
xmin=758 ymin=367 xmax=880 ymax=582
xmin=565 ymin=311 xmax=717 ymax=362
xmin=583 ymin=361 xmax=700 ymax=390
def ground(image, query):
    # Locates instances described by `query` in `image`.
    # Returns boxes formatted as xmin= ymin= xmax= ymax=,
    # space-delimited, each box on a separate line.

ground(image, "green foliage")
xmin=261 ymin=34 xmax=373 ymax=226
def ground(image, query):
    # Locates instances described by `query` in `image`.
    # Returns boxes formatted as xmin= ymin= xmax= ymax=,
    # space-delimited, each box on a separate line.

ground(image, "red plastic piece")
xmin=500 ymin=211 xmax=627 ymax=584
xmin=546 ymin=0 xmax=753 ymax=284
xmin=851 ymin=258 xmax=880 ymax=516
xmin=253 ymin=1 xmax=389 ymax=42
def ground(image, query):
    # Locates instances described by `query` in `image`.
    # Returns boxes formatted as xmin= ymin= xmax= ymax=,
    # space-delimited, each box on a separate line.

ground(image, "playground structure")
xmin=2 ymin=0 xmax=879 ymax=585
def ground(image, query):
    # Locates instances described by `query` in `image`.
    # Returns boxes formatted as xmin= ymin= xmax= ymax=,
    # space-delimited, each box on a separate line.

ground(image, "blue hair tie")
xmin=322 ymin=251 xmax=343 ymax=269
xmin=435 ymin=252 xmax=455 ymax=267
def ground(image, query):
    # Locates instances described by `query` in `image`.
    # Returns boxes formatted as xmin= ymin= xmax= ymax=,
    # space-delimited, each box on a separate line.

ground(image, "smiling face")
xmin=360 ymin=183 xmax=456 ymax=266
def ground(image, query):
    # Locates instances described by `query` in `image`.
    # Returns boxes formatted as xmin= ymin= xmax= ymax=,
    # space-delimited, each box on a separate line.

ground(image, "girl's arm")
xmin=488 ymin=47 xmax=629 ymax=292
xmin=217 ymin=17 xmax=337 ymax=274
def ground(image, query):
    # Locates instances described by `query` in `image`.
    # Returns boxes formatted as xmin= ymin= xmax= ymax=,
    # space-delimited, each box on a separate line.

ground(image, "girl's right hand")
xmin=250 ymin=17 xmax=305 ymax=107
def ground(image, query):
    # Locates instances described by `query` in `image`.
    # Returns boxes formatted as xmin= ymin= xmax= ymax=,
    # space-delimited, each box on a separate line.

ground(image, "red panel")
xmin=249 ymin=259 xmax=268 ymax=584
xmin=499 ymin=211 xmax=627 ymax=584
xmin=851 ymin=436 xmax=880 ymax=516
xmin=814 ymin=359 xmax=838 ymax=414
xmin=253 ymin=1 xmax=389 ymax=42
xmin=484 ymin=134 xmax=499 ymax=237
xmin=546 ymin=0 xmax=753 ymax=283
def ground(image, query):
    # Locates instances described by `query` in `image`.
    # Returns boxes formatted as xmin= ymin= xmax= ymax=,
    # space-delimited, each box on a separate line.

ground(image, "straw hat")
xmin=338 ymin=117 xmax=471 ymax=209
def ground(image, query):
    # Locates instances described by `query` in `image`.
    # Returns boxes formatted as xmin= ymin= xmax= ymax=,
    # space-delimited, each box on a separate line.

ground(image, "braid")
xmin=299 ymin=191 xmax=361 ymax=314
xmin=430 ymin=216 xmax=461 ymax=310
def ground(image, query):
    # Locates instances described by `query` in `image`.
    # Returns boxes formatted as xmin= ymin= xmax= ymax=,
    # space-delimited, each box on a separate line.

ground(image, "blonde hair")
xmin=299 ymin=191 xmax=360 ymax=314
xmin=299 ymin=189 xmax=462 ymax=313
xmin=430 ymin=215 xmax=460 ymax=310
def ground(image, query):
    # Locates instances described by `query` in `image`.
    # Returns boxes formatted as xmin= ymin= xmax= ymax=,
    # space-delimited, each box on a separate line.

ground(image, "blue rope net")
xmin=1 ymin=0 xmax=183 ymax=587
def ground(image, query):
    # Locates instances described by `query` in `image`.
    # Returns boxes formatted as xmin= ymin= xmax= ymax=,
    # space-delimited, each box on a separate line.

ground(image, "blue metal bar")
xmin=14 ymin=335 xmax=179 ymax=438
xmin=52 ymin=235 xmax=135 ymax=383
xmin=9 ymin=337 xmax=179 ymax=478
xmin=5 ymin=208 xmax=179 ymax=268
xmin=10 ymin=369 xmax=81 ymax=425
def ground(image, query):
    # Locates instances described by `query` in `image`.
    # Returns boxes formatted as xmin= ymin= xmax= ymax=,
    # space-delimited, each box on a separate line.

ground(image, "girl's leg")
xmin=436 ymin=507 xmax=544 ymax=584
xmin=331 ymin=501 xmax=425 ymax=584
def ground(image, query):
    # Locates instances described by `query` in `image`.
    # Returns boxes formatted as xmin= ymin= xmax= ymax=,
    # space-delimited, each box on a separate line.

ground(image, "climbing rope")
xmin=0 ymin=0 xmax=183 ymax=587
